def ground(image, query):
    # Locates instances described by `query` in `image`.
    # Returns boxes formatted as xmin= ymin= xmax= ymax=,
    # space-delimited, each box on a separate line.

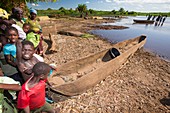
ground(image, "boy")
xmin=17 ymin=62 xmax=58 ymax=113
xmin=16 ymin=40 xmax=56 ymax=103
xmin=16 ymin=40 xmax=56 ymax=82
xmin=16 ymin=40 xmax=42 ymax=81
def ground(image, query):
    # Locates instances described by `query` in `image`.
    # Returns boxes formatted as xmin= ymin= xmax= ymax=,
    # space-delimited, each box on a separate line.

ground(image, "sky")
xmin=27 ymin=0 xmax=170 ymax=12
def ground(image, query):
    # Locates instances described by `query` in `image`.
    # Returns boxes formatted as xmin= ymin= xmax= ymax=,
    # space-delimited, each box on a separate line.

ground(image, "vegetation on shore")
xmin=1 ymin=0 xmax=170 ymax=18
xmin=37 ymin=5 xmax=170 ymax=17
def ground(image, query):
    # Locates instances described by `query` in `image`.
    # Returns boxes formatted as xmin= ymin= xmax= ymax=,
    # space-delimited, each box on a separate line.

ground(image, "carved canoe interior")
xmin=48 ymin=35 xmax=147 ymax=96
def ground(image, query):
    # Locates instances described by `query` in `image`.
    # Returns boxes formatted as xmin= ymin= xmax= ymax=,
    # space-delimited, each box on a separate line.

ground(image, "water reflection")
xmin=90 ymin=16 xmax=170 ymax=60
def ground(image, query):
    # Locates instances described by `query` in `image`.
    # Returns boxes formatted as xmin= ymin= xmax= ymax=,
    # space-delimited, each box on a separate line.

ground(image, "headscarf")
xmin=30 ymin=9 xmax=37 ymax=15
xmin=12 ymin=24 xmax=26 ymax=40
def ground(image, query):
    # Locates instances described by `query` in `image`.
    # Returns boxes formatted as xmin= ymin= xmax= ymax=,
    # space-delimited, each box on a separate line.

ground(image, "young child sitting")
xmin=17 ymin=62 xmax=59 ymax=113
xmin=16 ymin=40 xmax=42 ymax=81
xmin=16 ymin=40 xmax=56 ymax=103
xmin=23 ymin=23 xmax=43 ymax=56
xmin=26 ymin=31 xmax=41 ymax=53
xmin=22 ymin=23 xmax=30 ymax=35
xmin=3 ymin=27 xmax=18 ymax=67
xmin=2 ymin=27 xmax=23 ymax=84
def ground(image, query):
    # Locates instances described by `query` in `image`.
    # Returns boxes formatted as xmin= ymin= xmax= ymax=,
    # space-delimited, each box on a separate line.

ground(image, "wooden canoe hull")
xmin=133 ymin=19 xmax=154 ymax=24
xmin=49 ymin=35 xmax=147 ymax=96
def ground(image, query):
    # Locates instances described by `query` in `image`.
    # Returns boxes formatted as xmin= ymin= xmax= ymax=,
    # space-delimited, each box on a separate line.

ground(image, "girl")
xmin=3 ymin=27 xmax=18 ymax=67
xmin=3 ymin=27 xmax=23 ymax=84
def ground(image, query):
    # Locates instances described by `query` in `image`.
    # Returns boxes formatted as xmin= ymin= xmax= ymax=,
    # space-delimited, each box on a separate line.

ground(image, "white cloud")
xmin=31 ymin=3 xmax=39 ymax=6
xmin=103 ymin=0 xmax=170 ymax=12
xmin=86 ymin=1 xmax=90 ymax=4
xmin=105 ymin=0 xmax=112 ymax=2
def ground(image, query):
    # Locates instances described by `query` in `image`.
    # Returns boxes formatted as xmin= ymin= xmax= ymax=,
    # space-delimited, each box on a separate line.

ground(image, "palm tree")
xmin=76 ymin=4 xmax=87 ymax=18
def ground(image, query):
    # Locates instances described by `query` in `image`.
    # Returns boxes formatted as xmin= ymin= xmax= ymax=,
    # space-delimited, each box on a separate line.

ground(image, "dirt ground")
xmin=40 ymin=17 xmax=170 ymax=113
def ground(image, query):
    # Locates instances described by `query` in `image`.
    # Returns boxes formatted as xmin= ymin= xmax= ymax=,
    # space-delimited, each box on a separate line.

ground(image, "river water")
xmin=90 ymin=16 xmax=170 ymax=61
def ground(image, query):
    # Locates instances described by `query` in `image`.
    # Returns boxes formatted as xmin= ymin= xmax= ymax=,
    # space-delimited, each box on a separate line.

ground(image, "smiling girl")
xmin=3 ymin=27 xmax=23 ymax=83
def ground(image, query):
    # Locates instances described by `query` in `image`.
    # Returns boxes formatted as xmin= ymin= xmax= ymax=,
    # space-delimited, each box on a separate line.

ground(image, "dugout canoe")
xmin=133 ymin=19 xmax=155 ymax=24
xmin=48 ymin=35 xmax=147 ymax=96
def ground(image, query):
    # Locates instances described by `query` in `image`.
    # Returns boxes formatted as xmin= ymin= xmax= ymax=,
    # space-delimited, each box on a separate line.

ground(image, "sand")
xmin=41 ymin=17 xmax=170 ymax=113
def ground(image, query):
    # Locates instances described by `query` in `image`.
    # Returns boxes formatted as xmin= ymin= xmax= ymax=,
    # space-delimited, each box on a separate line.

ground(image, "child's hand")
xmin=24 ymin=69 xmax=32 ymax=75
xmin=18 ymin=63 xmax=31 ymax=74
xmin=16 ymin=40 xmax=22 ymax=47
xmin=18 ymin=63 xmax=26 ymax=72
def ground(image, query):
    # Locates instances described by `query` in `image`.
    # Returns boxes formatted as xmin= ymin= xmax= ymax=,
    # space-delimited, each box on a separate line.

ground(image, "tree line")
xmin=37 ymin=4 xmax=170 ymax=18
xmin=1 ymin=1 xmax=170 ymax=18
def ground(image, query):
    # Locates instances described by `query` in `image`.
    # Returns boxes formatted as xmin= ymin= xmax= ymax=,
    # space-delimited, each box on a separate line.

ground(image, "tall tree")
xmin=111 ymin=9 xmax=116 ymax=14
xmin=59 ymin=7 xmax=65 ymax=11
xmin=119 ymin=7 xmax=125 ymax=15
xmin=76 ymin=4 xmax=87 ymax=18
xmin=89 ymin=9 xmax=94 ymax=14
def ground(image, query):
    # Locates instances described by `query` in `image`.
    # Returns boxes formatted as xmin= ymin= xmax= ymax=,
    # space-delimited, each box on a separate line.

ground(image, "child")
xmin=16 ymin=40 xmax=42 ymax=81
xmin=3 ymin=27 xmax=18 ymax=67
xmin=16 ymin=40 xmax=56 ymax=103
xmin=23 ymin=23 xmax=42 ymax=56
xmin=25 ymin=31 xmax=41 ymax=53
xmin=17 ymin=62 xmax=59 ymax=113
xmin=23 ymin=23 xmax=40 ymax=54
xmin=2 ymin=27 xmax=23 ymax=83
xmin=22 ymin=23 xmax=30 ymax=35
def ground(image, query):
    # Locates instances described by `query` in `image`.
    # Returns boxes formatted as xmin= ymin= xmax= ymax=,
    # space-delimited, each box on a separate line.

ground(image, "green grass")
xmin=81 ymin=33 xmax=95 ymax=38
